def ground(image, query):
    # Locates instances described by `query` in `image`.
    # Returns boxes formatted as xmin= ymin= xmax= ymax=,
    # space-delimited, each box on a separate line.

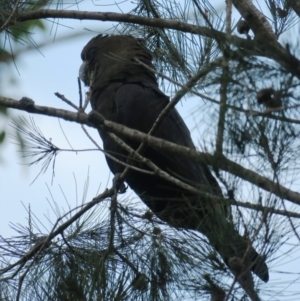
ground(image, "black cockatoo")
xmin=79 ymin=34 xmax=269 ymax=288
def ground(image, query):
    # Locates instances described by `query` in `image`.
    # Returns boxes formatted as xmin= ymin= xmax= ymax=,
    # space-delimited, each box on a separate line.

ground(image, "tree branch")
xmin=232 ymin=0 xmax=276 ymax=42
xmin=1 ymin=95 xmax=300 ymax=205
xmin=10 ymin=9 xmax=300 ymax=78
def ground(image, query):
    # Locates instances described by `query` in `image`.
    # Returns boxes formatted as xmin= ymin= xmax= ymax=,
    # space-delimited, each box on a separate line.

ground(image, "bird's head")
xmin=79 ymin=34 xmax=157 ymax=91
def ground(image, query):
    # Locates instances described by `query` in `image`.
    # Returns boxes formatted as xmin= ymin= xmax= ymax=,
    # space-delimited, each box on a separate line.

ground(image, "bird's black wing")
xmin=114 ymin=82 xmax=219 ymax=190
xmin=108 ymin=82 xmax=225 ymax=226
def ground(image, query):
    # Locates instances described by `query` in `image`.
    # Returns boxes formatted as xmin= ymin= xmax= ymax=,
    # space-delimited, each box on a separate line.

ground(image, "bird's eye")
xmin=87 ymin=47 xmax=98 ymax=60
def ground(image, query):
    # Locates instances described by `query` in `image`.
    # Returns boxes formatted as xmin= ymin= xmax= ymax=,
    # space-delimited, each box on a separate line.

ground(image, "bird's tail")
xmin=224 ymin=228 xmax=269 ymax=283
xmin=248 ymin=245 xmax=269 ymax=282
xmin=200 ymin=215 xmax=269 ymax=283
xmin=204 ymin=221 xmax=269 ymax=301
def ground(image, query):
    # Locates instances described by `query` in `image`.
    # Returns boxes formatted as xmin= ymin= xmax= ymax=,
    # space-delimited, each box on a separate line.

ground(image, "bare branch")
xmin=54 ymin=92 xmax=79 ymax=111
xmin=10 ymin=9 xmax=300 ymax=79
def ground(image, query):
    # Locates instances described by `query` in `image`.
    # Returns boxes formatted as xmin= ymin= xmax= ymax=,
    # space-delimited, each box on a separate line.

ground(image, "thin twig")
xmin=215 ymin=0 xmax=232 ymax=156
xmin=134 ymin=58 xmax=300 ymax=122
xmin=78 ymin=77 xmax=83 ymax=109
xmin=54 ymin=92 xmax=79 ymax=111
xmin=134 ymin=56 xmax=221 ymax=105
xmin=106 ymin=132 xmax=202 ymax=194
xmin=0 ymin=0 xmax=20 ymax=32
xmin=81 ymin=125 xmax=154 ymax=175
xmin=0 ymin=188 xmax=113 ymax=276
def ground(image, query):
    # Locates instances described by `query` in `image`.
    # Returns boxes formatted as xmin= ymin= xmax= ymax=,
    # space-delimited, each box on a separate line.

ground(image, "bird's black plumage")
xmin=79 ymin=34 xmax=269 ymax=285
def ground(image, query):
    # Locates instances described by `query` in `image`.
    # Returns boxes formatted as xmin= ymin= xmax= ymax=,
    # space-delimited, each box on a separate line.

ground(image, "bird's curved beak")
xmin=79 ymin=61 xmax=88 ymax=86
